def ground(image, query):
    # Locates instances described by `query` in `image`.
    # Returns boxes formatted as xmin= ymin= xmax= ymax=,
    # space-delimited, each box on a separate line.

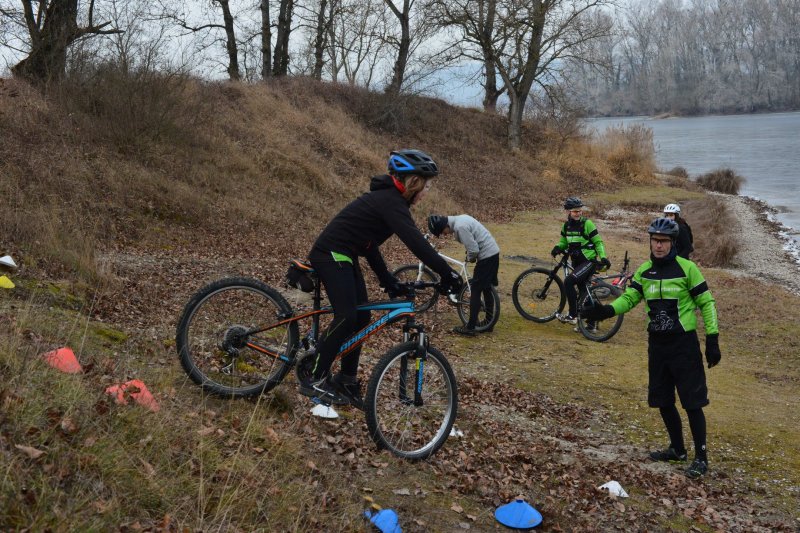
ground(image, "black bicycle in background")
xmin=511 ymin=251 xmax=632 ymax=342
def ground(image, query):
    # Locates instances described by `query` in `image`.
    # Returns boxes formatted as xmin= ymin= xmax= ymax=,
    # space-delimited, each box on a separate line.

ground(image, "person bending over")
xmin=299 ymin=149 xmax=462 ymax=409
xmin=428 ymin=214 xmax=500 ymax=336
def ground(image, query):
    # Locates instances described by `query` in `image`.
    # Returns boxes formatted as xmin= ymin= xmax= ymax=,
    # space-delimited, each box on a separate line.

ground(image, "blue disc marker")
xmin=495 ymin=499 xmax=543 ymax=529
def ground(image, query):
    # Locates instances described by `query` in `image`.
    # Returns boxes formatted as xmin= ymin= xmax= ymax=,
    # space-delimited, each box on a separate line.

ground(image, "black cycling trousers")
xmin=467 ymin=253 xmax=499 ymax=329
xmin=565 ymin=258 xmax=596 ymax=316
xmin=308 ymin=258 xmax=371 ymax=380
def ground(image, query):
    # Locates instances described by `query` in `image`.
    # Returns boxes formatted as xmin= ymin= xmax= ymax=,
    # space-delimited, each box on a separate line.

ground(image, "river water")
xmin=586 ymin=112 xmax=800 ymax=248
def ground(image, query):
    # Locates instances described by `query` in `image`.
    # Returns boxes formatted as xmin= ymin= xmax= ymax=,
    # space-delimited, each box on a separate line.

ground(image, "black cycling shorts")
xmin=647 ymin=331 xmax=708 ymax=410
xmin=471 ymin=253 xmax=499 ymax=291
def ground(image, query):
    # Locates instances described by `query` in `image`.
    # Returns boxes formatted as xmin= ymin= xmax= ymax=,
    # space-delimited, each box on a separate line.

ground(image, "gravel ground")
xmin=717 ymin=193 xmax=800 ymax=295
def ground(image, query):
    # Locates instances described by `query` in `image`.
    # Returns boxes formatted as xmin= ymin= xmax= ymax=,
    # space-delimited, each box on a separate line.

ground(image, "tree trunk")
xmin=384 ymin=0 xmax=410 ymax=95
xmin=507 ymin=91 xmax=526 ymax=150
xmin=312 ymin=0 xmax=330 ymax=80
xmin=217 ymin=0 xmax=240 ymax=80
xmin=273 ymin=0 xmax=295 ymax=76
xmin=12 ymin=0 xmax=79 ymax=84
xmin=482 ymin=59 xmax=500 ymax=113
xmin=261 ymin=0 xmax=272 ymax=78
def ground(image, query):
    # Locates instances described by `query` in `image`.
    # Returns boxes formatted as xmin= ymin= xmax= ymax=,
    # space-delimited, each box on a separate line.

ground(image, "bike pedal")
xmin=311 ymin=397 xmax=332 ymax=407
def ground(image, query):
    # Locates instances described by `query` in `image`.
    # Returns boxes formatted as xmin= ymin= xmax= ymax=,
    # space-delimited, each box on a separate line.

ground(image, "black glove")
xmin=580 ymin=301 xmax=615 ymax=321
xmin=551 ymin=246 xmax=562 ymax=258
xmin=438 ymin=270 xmax=463 ymax=295
xmin=598 ymin=257 xmax=611 ymax=271
xmin=705 ymin=333 xmax=721 ymax=368
xmin=382 ymin=274 xmax=410 ymax=299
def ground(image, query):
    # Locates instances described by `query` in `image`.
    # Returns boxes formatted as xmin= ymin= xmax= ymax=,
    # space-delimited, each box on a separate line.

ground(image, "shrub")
xmin=685 ymin=197 xmax=737 ymax=267
xmin=664 ymin=166 xmax=689 ymax=179
xmin=695 ymin=168 xmax=745 ymax=194
xmin=596 ymin=124 xmax=656 ymax=182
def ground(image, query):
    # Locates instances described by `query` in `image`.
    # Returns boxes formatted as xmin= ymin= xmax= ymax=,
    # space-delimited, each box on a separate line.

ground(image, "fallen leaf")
xmin=393 ymin=488 xmax=411 ymax=496
xmin=15 ymin=444 xmax=45 ymax=459
xmin=451 ymin=503 xmax=463 ymax=513
xmin=197 ymin=426 xmax=215 ymax=436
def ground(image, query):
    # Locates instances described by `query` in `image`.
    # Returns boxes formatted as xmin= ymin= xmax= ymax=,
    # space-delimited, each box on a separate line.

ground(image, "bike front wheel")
xmin=365 ymin=341 xmax=457 ymax=460
xmin=391 ymin=264 xmax=439 ymax=313
xmin=176 ymin=277 xmax=299 ymax=397
xmin=511 ymin=267 xmax=565 ymax=322
xmin=455 ymin=283 xmax=500 ymax=332
xmin=577 ymin=285 xmax=624 ymax=342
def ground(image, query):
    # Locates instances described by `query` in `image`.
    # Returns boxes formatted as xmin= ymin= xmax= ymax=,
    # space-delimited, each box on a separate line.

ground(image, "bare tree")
xmin=272 ymin=0 xmax=293 ymax=75
xmin=325 ymin=0 xmax=387 ymax=87
xmin=428 ymin=0 xmax=506 ymax=112
xmin=494 ymin=0 xmax=612 ymax=148
xmin=260 ymin=0 xmax=271 ymax=77
xmin=6 ymin=0 xmax=122 ymax=84
xmin=159 ymin=0 xmax=241 ymax=81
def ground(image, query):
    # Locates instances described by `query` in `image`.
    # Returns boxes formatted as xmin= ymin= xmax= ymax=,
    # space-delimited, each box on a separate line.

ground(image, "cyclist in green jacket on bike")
xmin=550 ymin=197 xmax=610 ymax=325
xmin=581 ymin=217 xmax=721 ymax=479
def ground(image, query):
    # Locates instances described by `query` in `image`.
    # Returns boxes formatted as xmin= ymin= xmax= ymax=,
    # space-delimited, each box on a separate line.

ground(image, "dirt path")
xmin=717 ymin=193 xmax=800 ymax=294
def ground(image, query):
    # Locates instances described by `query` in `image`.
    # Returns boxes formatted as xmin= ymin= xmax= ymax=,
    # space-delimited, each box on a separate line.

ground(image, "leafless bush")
xmin=685 ymin=197 xmax=737 ymax=267
xmin=695 ymin=168 xmax=745 ymax=195
xmin=597 ymin=124 xmax=656 ymax=181
xmin=664 ymin=166 xmax=689 ymax=179
xmin=53 ymin=61 xmax=201 ymax=152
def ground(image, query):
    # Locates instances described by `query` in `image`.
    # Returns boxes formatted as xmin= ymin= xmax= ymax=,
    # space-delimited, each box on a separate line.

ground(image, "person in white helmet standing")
xmin=663 ymin=203 xmax=694 ymax=259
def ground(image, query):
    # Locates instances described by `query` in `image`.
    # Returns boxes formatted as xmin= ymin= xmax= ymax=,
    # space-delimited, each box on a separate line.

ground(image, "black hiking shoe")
xmin=330 ymin=373 xmax=364 ymax=411
xmin=298 ymin=375 xmax=349 ymax=406
xmin=453 ymin=325 xmax=477 ymax=337
xmin=685 ymin=458 xmax=708 ymax=479
xmin=649 ymin=447 xmax=688 ymax=463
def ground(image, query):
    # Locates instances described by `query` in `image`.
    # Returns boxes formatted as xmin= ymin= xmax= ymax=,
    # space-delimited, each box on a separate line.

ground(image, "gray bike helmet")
xmin=388 ymin=149 xmax=439 ymax=178
xmin=428 ymin=214 xmax=448 ymax=237
xmin=648 ymin=217 xmax=680 ymax=238
xmin=563 ymin=197 xmax=584 ymax=210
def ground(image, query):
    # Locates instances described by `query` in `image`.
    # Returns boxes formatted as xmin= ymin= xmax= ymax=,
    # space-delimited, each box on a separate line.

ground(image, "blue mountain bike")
xmin=175 ymin=260 xmax=458 ymax=459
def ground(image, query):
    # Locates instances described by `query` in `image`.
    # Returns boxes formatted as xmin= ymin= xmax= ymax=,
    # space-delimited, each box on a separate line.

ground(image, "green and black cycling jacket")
xmin=555 ymin=217 xmax=607 ymax=262
xmin=611 ymin=256 xmax=719 ymax=335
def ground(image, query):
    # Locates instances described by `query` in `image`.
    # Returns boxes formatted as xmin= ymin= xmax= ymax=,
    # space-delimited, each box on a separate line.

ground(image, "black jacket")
xmin=310 ymin=174 xmax=452 ymax=282
xmin=676 ymin=219 xmax=694 ymax=259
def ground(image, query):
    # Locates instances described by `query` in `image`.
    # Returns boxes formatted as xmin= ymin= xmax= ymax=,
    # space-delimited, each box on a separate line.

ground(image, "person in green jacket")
xmin=582 ymin=217 xmax=721 ymax=479
xmin=550 ymin=197 xmax=610 ymax=325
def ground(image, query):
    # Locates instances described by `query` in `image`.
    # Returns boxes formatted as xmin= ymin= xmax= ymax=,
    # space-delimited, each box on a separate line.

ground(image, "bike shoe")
xmin=452 ymin=325 xmax=477 ymax=337
xmin=649 ymin=447 xmax=688 ymax=463
xmin=330 ymin=373 xmax=364 ymax=411
xmin=685 ymin=458 xmax=708 ymax=479
xmin=298 ymin=375 xmax=349 ymax=406
xmin=559 ymin=314 xmax=578 ymax=325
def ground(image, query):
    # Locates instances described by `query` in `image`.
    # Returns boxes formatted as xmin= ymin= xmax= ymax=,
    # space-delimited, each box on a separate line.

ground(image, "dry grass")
xmin=684 ymin=196 xmax=737 ymax=266
xmin=1 ymin=74 xmax=653 ymax=286
xmin=695 ymin=167 xmax=745 ymax=194
xmin=595 ymin=124 xmax=657 ymax=183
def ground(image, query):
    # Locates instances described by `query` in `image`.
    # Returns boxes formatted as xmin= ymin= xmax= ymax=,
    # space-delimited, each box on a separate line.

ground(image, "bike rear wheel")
xmin=365 ymin=341 xmax=457 ymax=460
xmin=511 ymin=267 xmax=565 ymax=322
xmin=577 ymin=285 xmax=624 ymax=342
xmin=391 ymin=264 xmax=439 ymax=313
xmin=455 ymin=283 xmax=500 ymax=332
xmin=176 ymin=277 xmax=299 ymax=397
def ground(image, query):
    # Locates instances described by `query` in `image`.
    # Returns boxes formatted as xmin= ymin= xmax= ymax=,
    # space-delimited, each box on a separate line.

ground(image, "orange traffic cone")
xmin=42 ymin=347 xmax=83 ymax=374
xmin=105 ymin=379 xmax=160 ymax=412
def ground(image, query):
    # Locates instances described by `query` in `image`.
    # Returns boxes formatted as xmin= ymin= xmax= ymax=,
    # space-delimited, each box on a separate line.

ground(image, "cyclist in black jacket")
xmin=299 ymin=149 xmax=463 ymax=408
xmin=663 ymin=203 xmax=694 ymax=259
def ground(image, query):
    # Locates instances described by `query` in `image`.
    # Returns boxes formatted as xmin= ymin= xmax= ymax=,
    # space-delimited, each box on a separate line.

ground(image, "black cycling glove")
xmin=438 ymin=270 xmax=463 ymax=295
xmin=705 ymin=333 xmax=721 ymax=368
xmin=550 ymin=246 xmax=562 ymax=258
xmin=598 ymin=257 xmax=611 ymax=271
xmin=580 ymin=301 xmax=615 ymax=321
